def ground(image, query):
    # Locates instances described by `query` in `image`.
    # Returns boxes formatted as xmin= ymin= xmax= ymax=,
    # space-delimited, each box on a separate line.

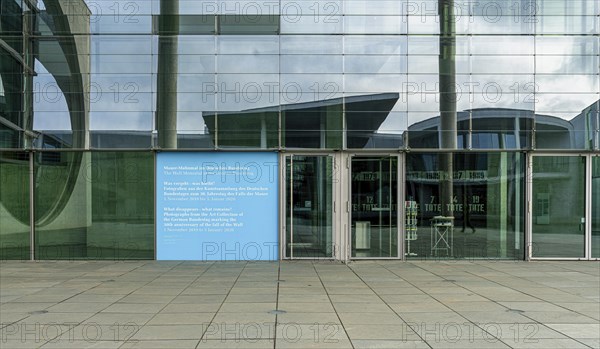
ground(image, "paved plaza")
xmin=0 ymin=260 xmax=599 ymax=349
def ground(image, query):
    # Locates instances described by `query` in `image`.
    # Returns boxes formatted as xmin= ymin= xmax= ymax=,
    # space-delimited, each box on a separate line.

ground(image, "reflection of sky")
xmin=31 ymin=1 xmax=599 ymax=132
xmin=33 ymin=61 xmax=71 ymax=131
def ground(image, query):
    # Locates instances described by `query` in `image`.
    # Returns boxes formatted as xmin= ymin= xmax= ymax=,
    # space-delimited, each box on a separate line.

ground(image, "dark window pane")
xmin=35 ymin=152 xmax=154 ymax=260
xmin=0 ymin=151 xmax=30 ymax=259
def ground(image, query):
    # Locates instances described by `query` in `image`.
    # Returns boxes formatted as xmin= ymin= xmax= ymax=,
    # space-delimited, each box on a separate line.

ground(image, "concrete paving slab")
xmin=0 ymin=260 xmax=597 ymax=349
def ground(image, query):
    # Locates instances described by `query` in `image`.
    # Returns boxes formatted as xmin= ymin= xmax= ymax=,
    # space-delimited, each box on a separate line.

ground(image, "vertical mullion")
xmin=586 ymin=155 xmax=592 ymax=260
xmin=526 ymin=153 xmax=533 ymax=260
xmin=289 ymin=156 xmax=293 ymax=260
xmin=29 ymin=151 xmax=35 ymax=261
xmin=399 ymin=153 xmax=405 ymax=260
xmin=154 ymin=151 xmax=157 ymax=260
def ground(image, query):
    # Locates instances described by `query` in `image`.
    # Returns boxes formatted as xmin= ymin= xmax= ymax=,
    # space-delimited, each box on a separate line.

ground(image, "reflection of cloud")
xmin=37 ymin=2 xmax=598 ymax=133
xmin=378 ymin=112 xmax=407 ymax=133
xmin=90 ymin=111 xmax=151 ymax=130
xmin=535 ymin=75 xmax=598 ymax=114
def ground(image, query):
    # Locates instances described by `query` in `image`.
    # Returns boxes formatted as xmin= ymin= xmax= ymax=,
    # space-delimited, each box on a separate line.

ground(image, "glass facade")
xmin=0 ymin=0 xmax=598 ymax=260
xmin=0 ymin=0 xmax=595 ymax=151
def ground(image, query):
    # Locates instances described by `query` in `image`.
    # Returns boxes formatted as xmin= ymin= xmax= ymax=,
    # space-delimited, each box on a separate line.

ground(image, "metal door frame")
xmin=590 ymin=154 xmax=599 ymax=260
xmin=280 ymin=152 xmax=339 ymax=260
xmin=527 ymin=153 xmax=597 ymax=261
xmin=346 ymin=153 xmax=404 ymax=260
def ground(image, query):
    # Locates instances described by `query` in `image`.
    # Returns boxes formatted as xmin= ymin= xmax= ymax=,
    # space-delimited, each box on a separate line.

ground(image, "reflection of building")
xmin=204 ymin=93 xmax=400 ymax=149
xmin=28 ymin=100 xmax=600 ymax=152
xmin=1 ymin=0 xmax=91 ymax=149
xmin=1 ymin=0 xmax=599 ymax=261
xmin=1 ymin=0 xmax=94 ymax=259
xmin=406 ymin=101 xmax=599 ymax=150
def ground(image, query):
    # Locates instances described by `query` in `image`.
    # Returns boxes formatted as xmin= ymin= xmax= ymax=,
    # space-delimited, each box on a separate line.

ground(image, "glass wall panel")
xmin=0 ymin=151 xmax=30 ymax=259
xmin=406 ymin=152 xmax=525 ymax=259
xmin=535 ymin=36 xmax=598 ymax=55
xmin=537 ymin=0 xmax=599 ymax=16
xmin=281 ymin=55 xmax=342 ymax=74
xmin=351 ymin=156 xmax=398 ymax=258
xmin=280 ymin=36 xmax=342 ymax=55
xmin=469 ymin=74 xmax=535 ymax=111
xmin=176 ymin=45 xmax=216 ymax=148
xmin=216 ymin=111 xmax=278 ymax=149
xmin=593 ymin=156 xmax=600 ymax=258
xmin=344 ymin=16 xmax=407 ymax=34
xmin=534 ymin=27 xmax=599 ymax=151
xmin=536 ymin=16 xmax=598 ymax=35
xmin=472 ymin=110 xmax=534 ymax=150
xmin=345 ymin=36 xmax=404 ymax=55
xmin=343 ymin=1 xmax=404 ymax=15
xmin=34 ymin=152 xmax=154 ymax=259
xmin=470 ymin=16 xmax=534 ymax=35
xmin=285 ymin=155 xmax=334 ymax=258
xmin=531 ymin=156 xmax=586 ymax=258
xmin=283 ymin=108 xmax=342 ymax=149
xmin=536 ymin=99 xmax=598 ymax=150
xmin=0 ymin=122 xmax=23 ymax=149
xmin=1 ymin=0 xmax=25 ymax=53
xmin=0 ymin=50 xmax=25 ymax=149
xmin=470 ymin=36 xmax=534 ymax=55
xmin=280 ymin=16 xmax=343 ymax=34
xmin=217 ymin=73 xmax=280 ymax=111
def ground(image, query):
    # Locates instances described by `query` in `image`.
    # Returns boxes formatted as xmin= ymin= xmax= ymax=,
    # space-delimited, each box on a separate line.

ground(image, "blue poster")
xmin=157 ymin=152 xmax=279 ymax=260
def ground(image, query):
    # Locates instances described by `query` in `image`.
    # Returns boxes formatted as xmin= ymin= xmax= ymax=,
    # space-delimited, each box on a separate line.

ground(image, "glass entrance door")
xmin=284 ymin=155 xmax=334 ymax=258
xmin=531 ymin=155 xmax=586 ymax=258
xmin=350 ymin=156 xmax=399 ymax=258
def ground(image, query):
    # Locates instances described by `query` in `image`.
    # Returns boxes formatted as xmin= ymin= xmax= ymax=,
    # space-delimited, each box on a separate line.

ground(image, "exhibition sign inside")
xmin=156 ymin=152 xmax=279 ymax=260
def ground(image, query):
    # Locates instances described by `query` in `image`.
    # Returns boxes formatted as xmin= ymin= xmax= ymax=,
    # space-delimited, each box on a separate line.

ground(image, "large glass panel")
xmin=531 ymin=156 xmax=586 ymax=258
xmin=0 ymin=151 xmax=30 ymax=259
xmin=406 ymin=153 xmax=525 ymax=259
xmin=593 ymin=156 xmax=600 ymax=258
xmin=213 ymin=36 xmax=279 ymax=149
xmin=471 ymin=110 xmax=534 ymax=150
xmin=219 ymin=15 xmax=279 ymax=34
xmin=34 ymin=152 xmax=154 ymax=259
xmin=282 ymin=106 xmax=343 ymax=149
xmin=216 ymin=111 xmax=278 ymax=149
xmin=285 ymin=155 xmax=334 ymax=258
xmin=280 ymin=5 xmax=343 ymax=35
xmin=534 ymin=34 xmax=599 ymax=150
xmin=0 ymin=50 xmax=25 ymax=149
xmin=351 ymin=156 xmax=398 ymax=258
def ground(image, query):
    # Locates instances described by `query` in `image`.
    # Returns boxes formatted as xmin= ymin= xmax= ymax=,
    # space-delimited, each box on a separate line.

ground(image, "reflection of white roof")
xmin=407 ymin=107 xmax=585 ymax=132
xmin=204 ymin=93 xmax=400 ymax=115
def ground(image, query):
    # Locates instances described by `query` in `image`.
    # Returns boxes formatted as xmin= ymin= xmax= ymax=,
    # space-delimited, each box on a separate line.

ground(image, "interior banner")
xmin=156 ymin=152 xmax=279 ymax=260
